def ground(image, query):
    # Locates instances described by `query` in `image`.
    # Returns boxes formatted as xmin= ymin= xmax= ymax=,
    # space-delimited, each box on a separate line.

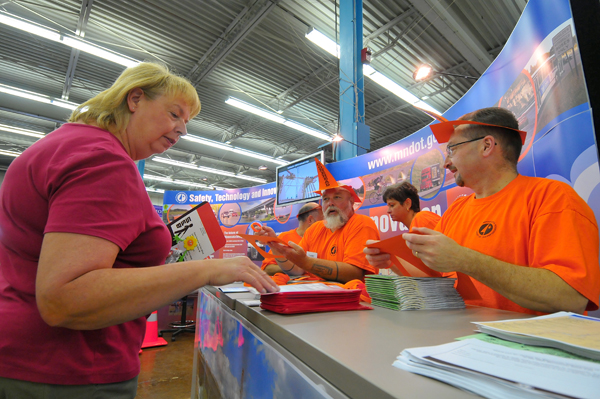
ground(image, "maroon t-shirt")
xmin=0 ymin=124 xmax=171 ymax=384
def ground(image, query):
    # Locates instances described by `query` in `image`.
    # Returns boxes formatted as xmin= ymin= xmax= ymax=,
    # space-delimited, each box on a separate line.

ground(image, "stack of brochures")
xmin=472 ymin=311 xmax=600 ymax=361
xmin=393 ymin=312 xmax=600 ymax=399
xmin=260 ymin=283 xmax=372 ymax=315
xmin=364 ymin=274 xmax=465 ymax=310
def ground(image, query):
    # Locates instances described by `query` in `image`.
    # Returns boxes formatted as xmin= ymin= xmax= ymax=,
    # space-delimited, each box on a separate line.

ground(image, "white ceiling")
xmin=0 ymin=0 xmax=527 ymax=191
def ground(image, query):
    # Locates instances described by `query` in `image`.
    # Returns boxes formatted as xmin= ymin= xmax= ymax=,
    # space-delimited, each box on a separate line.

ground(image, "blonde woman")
xmin=0 ymin=62 xmax=277 ymax=398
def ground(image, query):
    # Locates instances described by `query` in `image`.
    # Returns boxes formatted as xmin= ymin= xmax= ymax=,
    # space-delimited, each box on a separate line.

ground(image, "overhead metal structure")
xmin=0 ymin=0 xmax=526 ymax=192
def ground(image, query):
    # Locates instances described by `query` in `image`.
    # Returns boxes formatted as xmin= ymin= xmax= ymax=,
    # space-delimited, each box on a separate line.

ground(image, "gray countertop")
xmin=205 ymin=285 xmax=531 ymax=398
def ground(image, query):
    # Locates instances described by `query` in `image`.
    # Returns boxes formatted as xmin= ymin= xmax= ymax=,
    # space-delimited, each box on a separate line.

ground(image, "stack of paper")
xmin=393 ymin=338 xmax=599 ymax=399
xmin=473 ymin=312 xmax=600 ymax=361
xmin=260 ymin=283 xmax=372 ymax=314
xmin=364 ymin=274 xmax=465 ymax=310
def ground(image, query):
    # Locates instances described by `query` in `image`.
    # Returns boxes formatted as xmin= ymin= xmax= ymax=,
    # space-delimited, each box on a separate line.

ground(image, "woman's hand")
xmin=207 ymin=257 xmax=279 ymax=293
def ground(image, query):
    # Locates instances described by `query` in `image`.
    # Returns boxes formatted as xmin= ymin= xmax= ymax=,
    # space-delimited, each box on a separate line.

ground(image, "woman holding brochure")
xmin=0 ymin=62 xmax=278 ymax=398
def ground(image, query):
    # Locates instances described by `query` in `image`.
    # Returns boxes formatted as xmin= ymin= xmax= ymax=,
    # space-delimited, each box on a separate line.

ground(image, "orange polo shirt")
xmin=300 ymin=213 xmax=380 ymax=276
xmin=437 ymin=175 xmax=600 ymax=315
xmin=410 ymin=210 xmax=441 ymax=230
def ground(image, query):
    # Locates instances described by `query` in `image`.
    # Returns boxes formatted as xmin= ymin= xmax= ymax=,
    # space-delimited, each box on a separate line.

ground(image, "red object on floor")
xmin=141 ymin=311 xmax=168 ymax=349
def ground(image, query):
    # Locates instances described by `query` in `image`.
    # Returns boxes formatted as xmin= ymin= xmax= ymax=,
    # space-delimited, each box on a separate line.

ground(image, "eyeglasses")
xmin=445 ymin=136 xmax=486 ymax=158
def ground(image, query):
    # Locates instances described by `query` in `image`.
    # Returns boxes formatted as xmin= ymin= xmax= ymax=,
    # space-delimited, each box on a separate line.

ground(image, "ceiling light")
xmin=0 ymin=12 xmax=139 ymax=68
xmin=0 ymin=124 xmax=45 ymax=138
xmin=226 ymin=97 xmax=332 ymax=142
xmin=201 ymin=177 xmax=208 ymax=181
xmin=146 ymin=187 xmax=165 ymax=193
xmin=0 ymin=83 xmax=79 ymax=110
xmin=365 ymin=67 xmax=441 ymax=115
xmin=0 ymin=13 xmax=61 ymax=41
xmin=282 ymin=121 xmax=331 ymax=141
xmin=413 ymin=63 xmax=477 ymax=81
xmin=62 ymin=36 xmax=138 ymax=68
xmin=306 ymin=28 xmax=339 ymax=58
xmin=143 ymin=174 xmax=210 ymax=188
xmin=413 ymin=64 xmax=433 ymax=81
xmin=258 ymin=165 xmax=268 ymax=170
xmin=152 ymin=157 xmax=267 ymax=184
xmin=0 ymin=149 xmax=22 ymax=157
xmin=183 ymin=134 xmax=287 ymax=165
xmin=152 ymin=157 xmax=199 ymax=170
xmin=306 ymin=29 xmax=442 ymax=117
xmin=332 ymin=134 xmax=344 ymax=142
xmin=225 ymin=97 xmax=285 ymax=124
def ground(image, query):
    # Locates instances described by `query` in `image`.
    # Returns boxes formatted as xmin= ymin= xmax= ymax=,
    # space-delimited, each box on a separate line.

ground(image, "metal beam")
xmin=187 ymin=0 xmax=280 ymax=86
xmin=364 ymin=8 xmax=417 ymax=45
xmin=61 ymin=0 xmax=94 ymax=100
xmin=410 ymin=0 xmax=492 ymax=74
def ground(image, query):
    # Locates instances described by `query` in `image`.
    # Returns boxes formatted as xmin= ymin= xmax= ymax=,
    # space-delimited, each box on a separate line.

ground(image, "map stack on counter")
xmin=392 ymin=312 xmax=600 ymax=399
xmin=365 ymin=274 xmax=465 ymax=310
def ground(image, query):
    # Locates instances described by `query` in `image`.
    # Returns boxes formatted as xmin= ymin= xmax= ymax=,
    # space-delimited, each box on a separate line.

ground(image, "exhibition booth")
xmin=159 ymin=0 xmax=600 ymax=397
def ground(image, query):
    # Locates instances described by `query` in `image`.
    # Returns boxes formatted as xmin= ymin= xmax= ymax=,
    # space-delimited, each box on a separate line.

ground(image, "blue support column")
xmin=336 ymin=0 xmax=370 ymax=161
xmin=137 ymin=159 xmax=145 ymax=177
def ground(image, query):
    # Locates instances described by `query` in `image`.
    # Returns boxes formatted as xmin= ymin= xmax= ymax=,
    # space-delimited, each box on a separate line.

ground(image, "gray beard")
xmin=324 ymin=210 xmax=349 ymax=231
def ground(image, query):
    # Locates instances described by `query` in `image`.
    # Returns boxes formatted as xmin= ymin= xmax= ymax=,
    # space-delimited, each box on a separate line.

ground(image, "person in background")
xmin=365 ymin=107 xmax=600 ymax=315
xmin=380 ymin=181 xmax=442 ymax=277
xmin=383 ymin=181 xmax=440 ymax=231
xmin=261 ymin=202 xmax=324 ymax=276
xmin=257 ymin=160 xmax=380 ymax=283
xmin=0 ymin=62 xmax=277 ymax=398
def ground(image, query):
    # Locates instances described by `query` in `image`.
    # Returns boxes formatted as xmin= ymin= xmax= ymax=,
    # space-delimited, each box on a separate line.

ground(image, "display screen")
xmin=276 ymin=151 xmax=324 ymax=206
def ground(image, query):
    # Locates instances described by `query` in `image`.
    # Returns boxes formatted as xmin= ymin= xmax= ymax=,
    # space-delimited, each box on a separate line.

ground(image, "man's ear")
xmin=482 ymin=136 xmax=496 ymax=157
xmin=127 ymin=88 xmax=144 ymax=112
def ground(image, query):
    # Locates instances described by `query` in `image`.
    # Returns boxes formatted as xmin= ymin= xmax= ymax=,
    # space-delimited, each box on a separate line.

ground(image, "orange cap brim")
xmin=430 ymin=120 xmax=527 ymax=145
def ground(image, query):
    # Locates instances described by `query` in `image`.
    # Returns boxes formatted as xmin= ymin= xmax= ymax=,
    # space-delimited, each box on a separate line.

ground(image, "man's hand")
xmin=254 ymin=225 xmax=276 ymax=238
xmin=274 ymin=241 xmax=309 ymax=270
xmin=402 ymin=227 xmax=465 ymax=273
xmin=363 ymin=239 xmax=392 ymax=269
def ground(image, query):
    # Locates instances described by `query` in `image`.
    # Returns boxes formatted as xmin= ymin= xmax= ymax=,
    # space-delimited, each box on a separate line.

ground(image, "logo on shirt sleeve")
xmin=477 ymin=221 xmax=496 ymax=237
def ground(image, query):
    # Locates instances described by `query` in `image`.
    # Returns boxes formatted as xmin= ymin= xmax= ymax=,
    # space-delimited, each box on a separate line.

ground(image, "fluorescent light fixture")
xmin=0 ymin=149 xmax=22 ymax=157
xmin=62 ymin=36 xmax=139 ymax=68
xmin=225 ymin=97 xmax=285 ymax=124
xmin=0 ymin=83 xmax=79 ymax=110
xmin=50 ymin=99 xmax=79 ymax=110
xmin=182 ymin=135 xmax=286 ymax=165
xmin=0 ymin=124 xmax=45 ymax=138
xmin=152 ymin=157 xmax=199 ymax=170
xmin=306 ymin=28 xmax=339 ymax=58
xmin=0 ymin=84 xmax=51 ymax=104
xmin=146 ymin=187 xmax=165 ymax=193
xmin=226 ymin=97 xmax=332 ymax=142
xmin=0 ymin=12 xmax=139 ymax=68
xmin=365 ymin=67 xmax=441 ymax=115
xmin=283 ymin=121 xmax=331 ymax=141
xmin=152 ymin=157 xmax=268 ymax=184
xmin=306 ymin=29 xmax=442 ymax=116
xmin=0 ymin=13 xmax=61 ymax=42
xmin=143 ymin=174 xmax=210 ymax=189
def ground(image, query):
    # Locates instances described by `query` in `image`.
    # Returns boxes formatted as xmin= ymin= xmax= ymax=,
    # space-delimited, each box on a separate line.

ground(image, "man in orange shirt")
xmin=258 ymin=160 xmax=381 ymax=283
xmin=366 ymin=107 xmax=600 ymax=315
xmin=261 ymin=202 xmax=323 ymax=276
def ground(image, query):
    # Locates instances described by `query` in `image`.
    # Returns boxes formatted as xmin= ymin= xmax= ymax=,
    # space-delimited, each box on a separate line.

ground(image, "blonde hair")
xmin=68 ymin=62 xmax=201 ymax=134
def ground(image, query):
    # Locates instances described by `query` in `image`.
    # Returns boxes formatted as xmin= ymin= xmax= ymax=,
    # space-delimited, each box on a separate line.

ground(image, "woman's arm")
xmin=36 ymin=232 xmax=278 ymax=330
